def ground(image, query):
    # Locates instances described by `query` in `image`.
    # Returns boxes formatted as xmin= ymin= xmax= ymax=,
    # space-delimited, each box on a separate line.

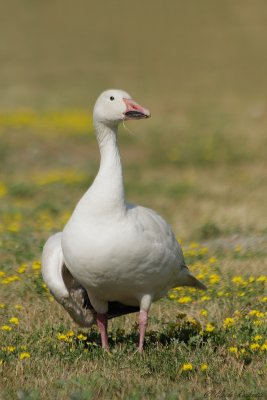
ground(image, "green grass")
xmin=1 ymin=1 xmax=267 ymax=399
xmin=0 ymin=260 xmax=266 ymax=400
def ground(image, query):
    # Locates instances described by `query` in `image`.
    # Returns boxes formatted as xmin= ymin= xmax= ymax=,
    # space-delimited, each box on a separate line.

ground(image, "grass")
xmin=0 ymin=246 xmax=266 ymax=399
xmin=1 ymin=1 xmax=267 ymax=399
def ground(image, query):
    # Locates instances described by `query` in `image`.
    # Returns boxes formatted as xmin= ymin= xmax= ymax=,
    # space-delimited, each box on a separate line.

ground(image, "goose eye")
xmin=110 ymin=96 xmax=115 ymax=101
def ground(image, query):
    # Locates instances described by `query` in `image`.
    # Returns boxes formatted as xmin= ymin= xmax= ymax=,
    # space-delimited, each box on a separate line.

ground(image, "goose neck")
xmin=94 ymin=121 xmax=121 ymax=175
xmin=92 ymin=121 xmax=125 ymax=212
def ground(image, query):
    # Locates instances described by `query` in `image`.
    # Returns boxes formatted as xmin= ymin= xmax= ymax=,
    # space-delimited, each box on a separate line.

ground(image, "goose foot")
xmin=97 ymin=313 xmax=109 ymax=350
xmin=138 ymin=310 xmax=148 ymax=353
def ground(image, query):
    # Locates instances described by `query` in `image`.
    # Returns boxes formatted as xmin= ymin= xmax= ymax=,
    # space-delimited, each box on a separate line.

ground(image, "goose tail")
xmin=177 ymin=265 xmax=207 ymax=291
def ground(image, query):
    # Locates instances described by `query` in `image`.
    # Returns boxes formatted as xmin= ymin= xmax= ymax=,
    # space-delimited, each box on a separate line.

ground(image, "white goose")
xmin=42 ymin=89 xmax=206 ymax=352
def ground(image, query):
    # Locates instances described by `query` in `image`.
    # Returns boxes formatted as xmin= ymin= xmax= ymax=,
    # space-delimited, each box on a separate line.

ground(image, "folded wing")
xmin=41 ymin=232 xmax=139 ymax=327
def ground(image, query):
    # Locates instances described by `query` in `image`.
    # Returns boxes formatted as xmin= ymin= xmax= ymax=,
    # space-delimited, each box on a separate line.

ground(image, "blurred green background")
xmin=1 ymin=1 xmax=267 ymax=108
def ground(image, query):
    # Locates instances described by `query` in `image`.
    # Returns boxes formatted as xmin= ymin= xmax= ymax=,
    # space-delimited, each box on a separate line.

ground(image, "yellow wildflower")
xmin=261 ymin=344 xmax=267 ymax=351
xmin=208 ymin=257 xmax=217 ymax=264
xmin=173 ymin=287 xmax=183 ymax=292
xmin=177 ymin=296 xmax=192 ymax=304
xmin=1 ymin=275 xmax=20 ymax=284
xmin=200 ymin=295 xmax=211 ymax=302
xmin=9 ymin=317 xmax=19 ymax=325
xmin=196 ymin=273 xmax=206 ymax=280
xmin=19 ymin=352 xmax=30 ymax=360
xmin=200 ymin=309 xmax=208 ymax=317
xmin=181 ymin=363 xmax=193 ymax=372
xmin=199 ymin=247 xmax=208 ymax=255
xmin=232 ymin=276 xmax=246 ymax=285
xmin=187 ymin=318 xmax=199 ymax=327
xmin=229 ymin=347 xmax=238 ymax=354
xmin=168 ymin=293 xmax=176 ymax=300
xmin=249 ymin=309 xmax=258 ymax=316
xmin=234 ymin=245 xmax=242 ymax=252
xmin=250 ymin=343 xmax=260 ymax=351
xmin=66 ymin=330 xmax=75 ymax=337
xmin=200 ymin=363 xmax=208 ymax=371
xmin=17 ymin=264 xmax=27 ymax=274
xmin=255 ymin=312 xmax=264 ymax=318
xmin=7 ymin=346 xmax=16 ymax=352
xmin=0 ymin=303 xmax=5 ymax=309
xmin=254 ymin=335 xmax=262 ymax=342
xmin=57 ymin=333 xmax=68 ymax=341
xmin=32 ymin=261 xmax=41 ymax=271
xmin=77 ymin=334 xmax=87 ymax=341
xmin=223 ymin=318 xmax=235 ymax=329
xmin=260 ymin=297 xmax=267 ymax=303
xmin=0 ymin=271 xmax=5 ymax=277
xmin=189 ymin=242 xmax=199 ymax=249
xmin=1 ymin=325 xmax=12 ymax=331
xmin=209 ymin=274 xmax=220 ymax=284
xmin=256 ymin=276 xmax=266 ymax=283
xmin=205 ymin=323 xmax=215 ymax=332
xmin=14 ymin=305 xmax=24 ymax=310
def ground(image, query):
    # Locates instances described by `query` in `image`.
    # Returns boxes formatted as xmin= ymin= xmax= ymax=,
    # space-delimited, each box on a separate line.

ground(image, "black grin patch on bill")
xmin=125 ymin=111 xmax=149 ymax=119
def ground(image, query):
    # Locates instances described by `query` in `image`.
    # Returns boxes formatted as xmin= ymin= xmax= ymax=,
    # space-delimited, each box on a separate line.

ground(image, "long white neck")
xmin=82 ymin=121 xmax=125 ymax=215
xmin=96 ymin=121 xmax=121 ymax=179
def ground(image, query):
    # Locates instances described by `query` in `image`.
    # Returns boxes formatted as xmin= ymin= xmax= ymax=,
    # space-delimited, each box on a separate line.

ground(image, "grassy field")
xmin=1 ymin=1 xmax=267 ymax=399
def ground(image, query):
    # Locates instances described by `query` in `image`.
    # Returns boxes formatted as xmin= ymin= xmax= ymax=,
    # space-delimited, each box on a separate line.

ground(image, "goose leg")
xmin=138 ymin=310 xmax=148 ymax=353
xmin=97 ymin=313 xmax=109 ymax=350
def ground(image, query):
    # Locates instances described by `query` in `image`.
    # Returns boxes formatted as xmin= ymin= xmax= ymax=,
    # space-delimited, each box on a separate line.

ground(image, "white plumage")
xmin=42 ymin=89 xmax=206 ymax=351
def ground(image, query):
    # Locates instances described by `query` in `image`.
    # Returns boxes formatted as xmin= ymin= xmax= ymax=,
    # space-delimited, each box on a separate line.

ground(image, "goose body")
xmin=42 ymin=89 xmax=206 ymax=351
xmin=62 ymin=203 xmax=187 ymax=309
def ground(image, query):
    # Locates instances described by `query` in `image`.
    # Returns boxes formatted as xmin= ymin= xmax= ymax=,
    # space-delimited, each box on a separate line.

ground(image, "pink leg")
xmin=97 ymin=313 xmax=109 ymax=350
xmin=138 ymin=310 xmax=148 ymax=353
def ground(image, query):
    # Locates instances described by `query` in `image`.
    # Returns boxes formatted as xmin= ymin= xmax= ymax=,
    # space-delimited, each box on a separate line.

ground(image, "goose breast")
xmin=61 ymin=204 xmax=182 ymax=304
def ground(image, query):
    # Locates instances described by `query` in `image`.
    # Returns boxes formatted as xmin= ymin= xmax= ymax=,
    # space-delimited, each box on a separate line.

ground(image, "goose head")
xmin=93 ymin=89 xmax=150 ymax=126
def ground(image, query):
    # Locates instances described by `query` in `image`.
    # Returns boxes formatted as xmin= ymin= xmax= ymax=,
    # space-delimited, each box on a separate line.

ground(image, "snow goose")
xmin=42 ymin=89 xmax=206 ymax=352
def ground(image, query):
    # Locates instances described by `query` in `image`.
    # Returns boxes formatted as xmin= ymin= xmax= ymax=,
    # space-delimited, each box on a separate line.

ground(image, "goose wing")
xmin=42 ymin=233 xmax=139 ymax=326
xmin=42 ymin=232 xmax=96 ymax=327
xmin=128 ymin=204 xmax=207 ymax=290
